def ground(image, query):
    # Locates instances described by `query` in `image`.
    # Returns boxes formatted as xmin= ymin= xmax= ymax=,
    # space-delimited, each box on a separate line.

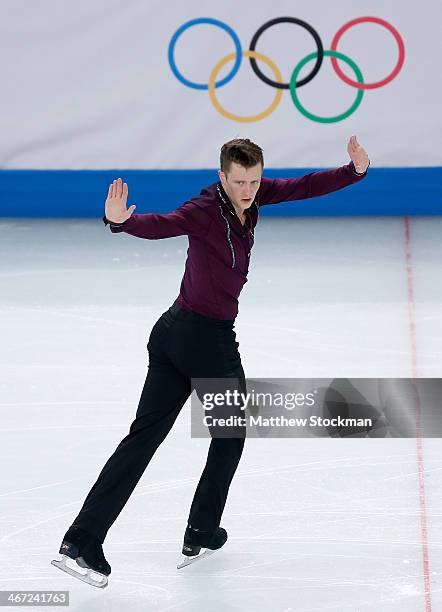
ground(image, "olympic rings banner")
xmin=1 ymin=0 xmax=441 ymax=170
xmin=168 ymin=16 xmax=405 ymax=125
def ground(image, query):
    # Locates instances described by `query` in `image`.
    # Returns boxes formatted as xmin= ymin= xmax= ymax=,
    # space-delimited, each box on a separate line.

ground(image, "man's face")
xmin=218 ymin=162 xmax=262 ymax=213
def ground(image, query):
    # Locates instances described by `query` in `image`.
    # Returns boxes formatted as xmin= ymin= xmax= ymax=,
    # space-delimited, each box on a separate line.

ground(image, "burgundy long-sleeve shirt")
xmin=104 ymin=162 xmax=368 ymax=320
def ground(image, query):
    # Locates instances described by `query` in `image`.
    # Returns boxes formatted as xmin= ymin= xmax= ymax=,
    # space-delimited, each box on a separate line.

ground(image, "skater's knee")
xmin=212 ymin=436 xmax=245 ymax=458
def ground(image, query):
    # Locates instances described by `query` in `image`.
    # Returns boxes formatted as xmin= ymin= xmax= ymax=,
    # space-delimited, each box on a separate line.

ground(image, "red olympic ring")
xmin=330 ymin=16 xmax=405 ymax=90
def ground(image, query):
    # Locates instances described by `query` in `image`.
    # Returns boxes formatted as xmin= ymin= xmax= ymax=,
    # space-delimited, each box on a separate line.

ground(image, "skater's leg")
xmin=164 ymin=311 xmax=247 ymax=534
xmin=187 ymin=362 xmax=246 ymax=532
xmin=187 ymin=435 xmax=245 ymax=532
xmin=71 ymin=320 xmax=191 ymax=543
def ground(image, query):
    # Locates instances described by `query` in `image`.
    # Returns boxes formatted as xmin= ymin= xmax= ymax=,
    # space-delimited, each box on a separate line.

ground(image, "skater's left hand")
xmin=347 ymin=135 xmax=369 ymax=174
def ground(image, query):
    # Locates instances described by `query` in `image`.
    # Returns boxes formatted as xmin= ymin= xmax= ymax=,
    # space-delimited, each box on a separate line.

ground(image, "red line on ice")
xmin=403 ymin=216 xmax=432 ymax=611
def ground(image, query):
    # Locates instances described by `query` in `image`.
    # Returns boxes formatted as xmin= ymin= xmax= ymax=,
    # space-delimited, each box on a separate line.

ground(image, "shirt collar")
xmin=216 ymin=182 xmax=254 ymax=228
xmin=216 ymin=182 xmax=235 ymax=215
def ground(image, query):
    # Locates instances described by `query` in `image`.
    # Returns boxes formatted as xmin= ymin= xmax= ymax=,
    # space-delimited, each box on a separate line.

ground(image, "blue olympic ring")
xmin=168 ymin=18 xmax=242 ymax=90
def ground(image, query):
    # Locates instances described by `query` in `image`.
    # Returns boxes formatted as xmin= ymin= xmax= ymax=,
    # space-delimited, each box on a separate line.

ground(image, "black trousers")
xmin=71 ymin=302 xmax=246 ymax=543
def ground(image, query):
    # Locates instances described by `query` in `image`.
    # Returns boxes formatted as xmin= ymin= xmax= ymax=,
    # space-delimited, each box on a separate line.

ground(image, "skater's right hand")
xmin=105 ymin=178 xmax=136 ymax=224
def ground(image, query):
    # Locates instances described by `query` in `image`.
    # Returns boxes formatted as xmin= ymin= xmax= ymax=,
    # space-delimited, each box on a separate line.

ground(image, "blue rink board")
xmin=1 ymin=167 xmax=441 ymax=217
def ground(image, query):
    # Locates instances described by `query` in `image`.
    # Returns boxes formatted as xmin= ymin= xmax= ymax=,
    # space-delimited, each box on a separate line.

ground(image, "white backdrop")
xmin=0 ymin=0 xmax=440 ymax=169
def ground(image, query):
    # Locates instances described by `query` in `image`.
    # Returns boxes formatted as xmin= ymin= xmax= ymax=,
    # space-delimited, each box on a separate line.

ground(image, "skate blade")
xmin=177 ymin=548 xmax=216 ymax=569
xmin=51 ymin=556 xmax=108 ymax=588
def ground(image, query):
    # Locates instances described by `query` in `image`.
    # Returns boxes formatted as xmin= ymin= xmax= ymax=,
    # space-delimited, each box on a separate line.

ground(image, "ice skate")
xmin=177 ymin=525 xmax=227 ymax=569
xmin=51 ymin=526 xmax=111 ymax=588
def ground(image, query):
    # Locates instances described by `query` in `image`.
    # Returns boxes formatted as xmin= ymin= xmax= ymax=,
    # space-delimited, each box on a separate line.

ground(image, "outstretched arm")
xmin=258 ymin=135 xmax=370 ymax=206
xmin=102 ymin=178 xmax=209 ymax=239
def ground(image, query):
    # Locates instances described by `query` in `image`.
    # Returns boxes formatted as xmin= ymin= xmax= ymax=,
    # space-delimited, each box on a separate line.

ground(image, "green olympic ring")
xmin=290 ymin=50 xmax=364 ymax=123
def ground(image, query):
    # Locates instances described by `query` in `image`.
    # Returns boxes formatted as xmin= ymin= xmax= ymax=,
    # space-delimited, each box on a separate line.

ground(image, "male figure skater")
xmin=52 ymin=136 xmax=369 ymax=586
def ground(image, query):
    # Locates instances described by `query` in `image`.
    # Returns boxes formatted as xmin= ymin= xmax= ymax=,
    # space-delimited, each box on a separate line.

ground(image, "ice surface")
xmin=0 ymin=217 xmax=441 ymax=611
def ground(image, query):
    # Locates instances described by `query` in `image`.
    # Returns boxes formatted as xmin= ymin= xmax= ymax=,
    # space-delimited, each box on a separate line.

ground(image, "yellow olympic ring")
xmin=208 ymin=50 xmax=283 ymax=123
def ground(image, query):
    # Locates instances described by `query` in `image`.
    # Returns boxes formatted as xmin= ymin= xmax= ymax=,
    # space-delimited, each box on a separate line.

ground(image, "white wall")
xmin=0 ymin=0 xmax=440 ymax=169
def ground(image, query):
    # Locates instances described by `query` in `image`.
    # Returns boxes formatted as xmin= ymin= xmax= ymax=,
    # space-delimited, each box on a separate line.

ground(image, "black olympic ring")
xmin=249 ymin=17 xmax=324 ymax=90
